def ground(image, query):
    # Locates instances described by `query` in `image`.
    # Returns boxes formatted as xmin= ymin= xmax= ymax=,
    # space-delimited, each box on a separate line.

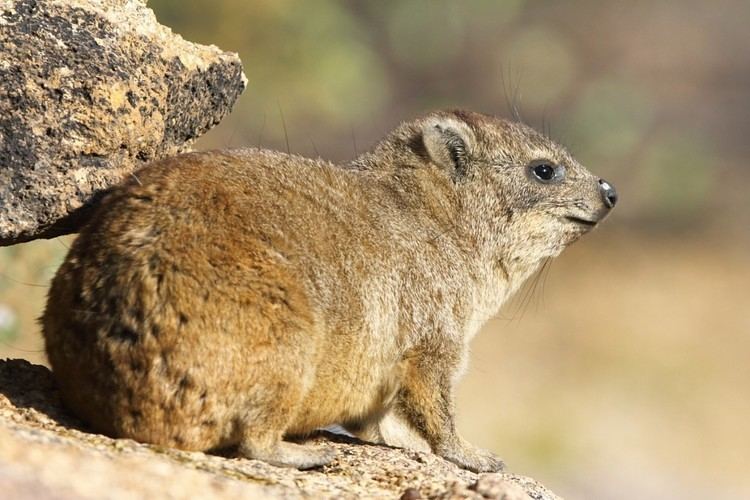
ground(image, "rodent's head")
xmin=358 ymin=109 xmax=617 ymax=269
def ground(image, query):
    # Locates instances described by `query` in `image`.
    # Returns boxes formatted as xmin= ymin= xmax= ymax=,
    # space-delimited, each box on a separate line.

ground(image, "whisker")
xmin=0 ymin=273 xmax=48 ymax=288
xmin=0 ymin=340 xmax=45 ymax=353
xmin=256 ymin=112 xmax=267 ymax=149
xmin=525 ymin=263 xmax=545 ymax=315
xmin=539 ymin=257 xmax=554 ymax=307
xmin=350 ymin=124 xmax=358 ymax=157
xmin=308 ymin=136 xmax=320 ymax=159
xmin=276 ymin=102 xmax=290 ymax=155
xmin=500 ymin=65 xmax=520 ymax=123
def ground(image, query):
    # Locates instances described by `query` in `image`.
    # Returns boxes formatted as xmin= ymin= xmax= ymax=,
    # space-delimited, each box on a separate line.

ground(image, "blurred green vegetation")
xmin=3 ymin=1 xmax=750 ymax=499
xmin=147 ymin=0 xmax=750 ymax=236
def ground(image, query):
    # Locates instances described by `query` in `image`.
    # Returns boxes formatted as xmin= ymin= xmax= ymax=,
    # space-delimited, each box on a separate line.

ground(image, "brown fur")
xmin=42 ymin=110 xmax=614 ymax=471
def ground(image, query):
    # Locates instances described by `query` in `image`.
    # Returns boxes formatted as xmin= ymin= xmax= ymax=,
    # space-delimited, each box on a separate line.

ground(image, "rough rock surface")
xmin=0 ymin=359 xmax=563 ymax=499
xmin=0 ymin=0 xmax=246 ymax=245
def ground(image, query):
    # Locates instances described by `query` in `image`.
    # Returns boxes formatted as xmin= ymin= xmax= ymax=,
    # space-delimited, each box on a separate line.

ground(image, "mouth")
xmin=565 ymin=215 xmax=598 ymax=227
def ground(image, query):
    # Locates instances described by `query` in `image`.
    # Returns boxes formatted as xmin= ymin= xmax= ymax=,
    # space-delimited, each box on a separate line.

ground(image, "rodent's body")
xmin=43 ymin=110 xmax=616 ymax=470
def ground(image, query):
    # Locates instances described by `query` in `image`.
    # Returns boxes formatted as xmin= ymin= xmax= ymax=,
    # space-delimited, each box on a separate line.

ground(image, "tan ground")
xmin=0 ymin=358 xmax=557 ymax=499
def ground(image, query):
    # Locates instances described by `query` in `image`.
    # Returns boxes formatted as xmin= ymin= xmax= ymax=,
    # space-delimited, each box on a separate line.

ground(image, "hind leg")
xmin=225 ymin=265 xmax=338 ymax=469
xmin=239 ymin=432 xmax=336 ymax=469
xmin=236 ymin=388 xmax=336 ymax=469
xmin=234 ymin=346 xmax=336 ymax=469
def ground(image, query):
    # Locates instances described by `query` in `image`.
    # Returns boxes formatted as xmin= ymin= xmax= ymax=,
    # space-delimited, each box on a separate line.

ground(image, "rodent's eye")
xmin=529 ymin=161 xmax=564 ymax=184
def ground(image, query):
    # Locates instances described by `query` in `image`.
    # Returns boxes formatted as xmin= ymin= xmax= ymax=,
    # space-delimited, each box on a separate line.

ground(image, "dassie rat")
xmin=42 ymin=109 xmax=617 ymax=472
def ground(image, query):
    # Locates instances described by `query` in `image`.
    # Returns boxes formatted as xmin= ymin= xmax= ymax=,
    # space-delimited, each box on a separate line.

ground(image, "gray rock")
xmin=0 ymin=0 xmax=246 ymax=245
xmin=0 ymin=359 xmax=563 ymax=499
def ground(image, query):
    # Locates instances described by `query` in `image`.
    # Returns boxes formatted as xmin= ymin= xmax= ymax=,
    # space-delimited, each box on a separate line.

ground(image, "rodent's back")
xmin=43 ymin=150 xmax=331 ymax=445
xmin=42 ymin=148 xmax=467 ymax=446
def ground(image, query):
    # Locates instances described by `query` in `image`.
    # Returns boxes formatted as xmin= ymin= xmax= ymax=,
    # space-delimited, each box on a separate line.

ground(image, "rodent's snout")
xmin=598 ymin=179 xmax=618 ymax=209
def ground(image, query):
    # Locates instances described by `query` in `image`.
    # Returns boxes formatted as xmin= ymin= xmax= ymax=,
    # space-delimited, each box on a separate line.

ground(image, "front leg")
xmin=395 ymin=343 xmax=505 ymax=473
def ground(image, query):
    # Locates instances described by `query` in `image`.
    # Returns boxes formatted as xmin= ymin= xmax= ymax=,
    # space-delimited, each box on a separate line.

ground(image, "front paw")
xmin=438 ymin=441 xmax=505 ymax=473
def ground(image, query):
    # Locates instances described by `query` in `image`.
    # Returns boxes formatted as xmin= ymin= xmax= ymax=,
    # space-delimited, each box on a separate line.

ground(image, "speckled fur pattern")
xmin=42 ymin=110 xmax=613 ymax=471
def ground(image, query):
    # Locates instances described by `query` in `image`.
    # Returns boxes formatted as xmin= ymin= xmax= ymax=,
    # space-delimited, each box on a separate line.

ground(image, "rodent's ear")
xmin=421 ymin=116 xmax=476 ymax=179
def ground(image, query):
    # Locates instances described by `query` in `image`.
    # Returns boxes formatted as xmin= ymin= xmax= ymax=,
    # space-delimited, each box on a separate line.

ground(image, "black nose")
xmin=598 ymin=178 xmax=617 ymax=209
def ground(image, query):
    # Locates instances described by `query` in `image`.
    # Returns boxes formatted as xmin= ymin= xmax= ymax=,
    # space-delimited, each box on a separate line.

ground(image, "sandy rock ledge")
xmin=0 ymin=0 xmax=246 ymax=245
xmin=0 ymin=359 xmax=562 ymax=499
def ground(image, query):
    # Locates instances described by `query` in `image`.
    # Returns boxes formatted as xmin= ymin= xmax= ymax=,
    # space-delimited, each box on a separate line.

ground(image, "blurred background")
xmin=2 ymin=1 xmax=749 ymax=498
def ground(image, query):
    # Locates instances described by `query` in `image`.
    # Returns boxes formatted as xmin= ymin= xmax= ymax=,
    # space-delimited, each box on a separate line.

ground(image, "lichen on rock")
xmin=0 ymin=0 xmax=246 ymax=245
xmin=0 ymin=358 xmax=562 ymax=499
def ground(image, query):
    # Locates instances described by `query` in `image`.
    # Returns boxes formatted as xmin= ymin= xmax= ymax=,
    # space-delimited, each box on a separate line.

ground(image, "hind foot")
xmin=240 ymin=440 xmax=337 ymax=469
xmin=438 ymin=438 xmax=505 ymax=473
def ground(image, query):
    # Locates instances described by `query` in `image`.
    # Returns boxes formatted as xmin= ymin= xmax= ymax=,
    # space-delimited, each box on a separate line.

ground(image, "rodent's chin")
xmin=564 ymin=215 xmax=598 ymax=227
xmin=561 ymin=216 xmax=601 ymax=242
